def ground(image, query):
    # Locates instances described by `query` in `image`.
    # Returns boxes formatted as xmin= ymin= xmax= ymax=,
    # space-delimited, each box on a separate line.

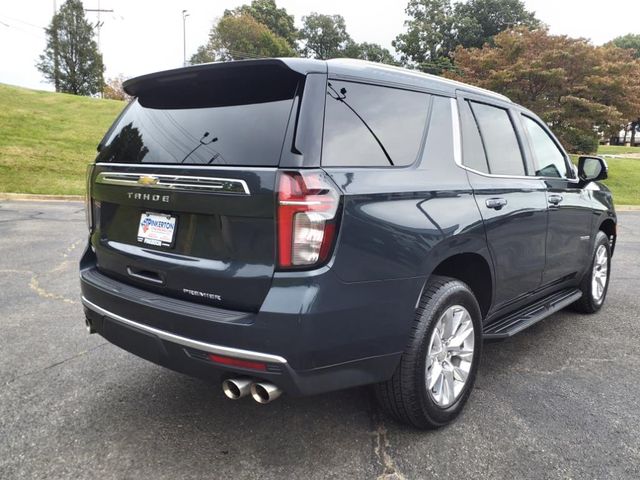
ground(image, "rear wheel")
xmin=572 ymin=231 xmax=611 ymax=313
xmin=375 ymin=276 xmax=482 ymax=429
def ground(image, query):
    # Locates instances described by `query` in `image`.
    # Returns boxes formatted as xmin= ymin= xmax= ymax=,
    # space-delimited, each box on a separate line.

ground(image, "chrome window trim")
xmin=81 ymin=297 xmax=288 ymax=364
xmin=95 ymin=172 xmax=250 ymax=195
xmin=451 ymin=97 xmax=580 ymax=183
xmin=95 ymin=162 xmax=277 ymax=172
xmin=450 ymin=98 xmax=463 ymax=167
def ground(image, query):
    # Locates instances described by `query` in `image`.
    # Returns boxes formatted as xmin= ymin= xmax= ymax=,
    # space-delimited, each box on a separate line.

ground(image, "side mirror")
xmin=578 ymin=156 xmax=608 ymax=184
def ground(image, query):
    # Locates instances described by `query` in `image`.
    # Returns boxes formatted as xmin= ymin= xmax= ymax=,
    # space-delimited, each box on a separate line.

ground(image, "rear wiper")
xmin=327 ymin=83 xmax=394 ymax=166
xmin=181 ymin=131 xmax=218 ymax=163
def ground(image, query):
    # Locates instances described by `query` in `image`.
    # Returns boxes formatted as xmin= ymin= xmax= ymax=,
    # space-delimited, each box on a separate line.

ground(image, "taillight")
xmin=277 ymin=170 xmax=340 ymax=269
xmin=85 ymin=164 xmax=94 ymax=231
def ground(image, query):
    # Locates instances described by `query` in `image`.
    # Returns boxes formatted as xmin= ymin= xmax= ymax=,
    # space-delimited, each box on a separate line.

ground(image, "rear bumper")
xmin=80 ymin=256 xmax=423 ymax=396
xmin=82 ymin=295 xmax=399 ymax=396
xmin=82 ymin=297 xmax=287 ymax=364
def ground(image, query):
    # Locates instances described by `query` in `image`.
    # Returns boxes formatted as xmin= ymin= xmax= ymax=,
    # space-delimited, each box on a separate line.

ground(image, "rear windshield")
xmin=97 ymin=67 xmax=298 ymax=167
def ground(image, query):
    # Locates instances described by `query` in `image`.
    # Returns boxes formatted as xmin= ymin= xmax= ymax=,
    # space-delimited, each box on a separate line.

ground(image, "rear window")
xmin=322 ymin=80 xmax=430 ymax=167
xmin=97 ymin=67 xmax=298 ymax=166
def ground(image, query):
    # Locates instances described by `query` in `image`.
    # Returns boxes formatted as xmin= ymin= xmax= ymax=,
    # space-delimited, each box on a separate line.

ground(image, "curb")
xmin=0 ymin=192 xmax=84 ymax=202
xmin=615 ymin=205 xmax=640 ymax=211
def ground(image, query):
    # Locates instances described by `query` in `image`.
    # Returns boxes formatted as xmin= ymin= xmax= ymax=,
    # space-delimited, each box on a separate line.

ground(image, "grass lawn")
xmin=0 ymin=83 xmax=123 ymax=195
xmin=593 ymin=158 xmax=639 ymax=205
xmin=0 ymin=83 xmax=638 ymax=204
xmin=597 ymin=144 xmax=640 ymax=156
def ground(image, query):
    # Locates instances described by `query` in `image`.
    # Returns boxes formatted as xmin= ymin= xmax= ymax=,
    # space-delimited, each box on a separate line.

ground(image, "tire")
xmin=374 ymin=275 xmax=482 ymax=429
xmin=571 ymin=230 xmax=611 ymax=313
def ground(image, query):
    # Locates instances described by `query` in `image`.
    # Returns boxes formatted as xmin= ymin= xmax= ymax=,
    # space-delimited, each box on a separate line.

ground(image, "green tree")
xmin=393 ymin=0 xmax=454 ymax=72
xmin=227 ymin=0 xmax=297 ymax=49
xmin=450 ymin=28 xmax=640 ymax=153
xmin=453 ymin=0 xmax=540 ymax=49
xmin=346 ymin=42 xmax=398 ymax=65
xmin=103 ymin=75 xmax=131 ymax=101
xmin=394 ymin=0 xmax=539 ymax=74
xmin=189 ymin=45 xmax=215 ymax=65
xmin=610 ymin=33 xmax=640 ymax=59
xmin=36 ymin=0 xmax=104 ymax=95
xmin=299 ymin=13 xmax=352 ymax=59
xmin=192 ymin=13 xmax=295 ymax=63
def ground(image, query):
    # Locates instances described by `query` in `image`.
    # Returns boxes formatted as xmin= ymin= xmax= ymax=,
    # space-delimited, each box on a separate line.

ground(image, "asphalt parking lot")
xmin=1 ymin=200 xmax=639 ymax=480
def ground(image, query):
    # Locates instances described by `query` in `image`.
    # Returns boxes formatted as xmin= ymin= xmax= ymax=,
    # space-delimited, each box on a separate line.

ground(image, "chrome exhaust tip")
xmin=222 ymin=378 xmax=252 ymax=400
xmin=85 ymin=318 xmax=95 ymax=334
xmin=250 ymin=382 xmax=282 ymax=404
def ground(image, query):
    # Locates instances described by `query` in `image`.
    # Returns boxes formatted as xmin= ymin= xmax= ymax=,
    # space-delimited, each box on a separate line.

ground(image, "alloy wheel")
xmin=592 ymin=244 xmax=609 ymax=302
xmin=425 ymin=305 xmax=475 ymax=408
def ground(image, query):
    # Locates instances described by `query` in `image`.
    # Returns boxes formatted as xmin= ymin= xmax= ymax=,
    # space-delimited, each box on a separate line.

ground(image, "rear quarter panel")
xmin=325 ymin=167 xmax=489 ymax=284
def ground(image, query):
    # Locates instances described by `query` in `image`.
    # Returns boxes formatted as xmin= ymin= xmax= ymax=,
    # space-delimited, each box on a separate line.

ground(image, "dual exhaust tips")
xmin=222 ymin=378 xmax=282 ymax=404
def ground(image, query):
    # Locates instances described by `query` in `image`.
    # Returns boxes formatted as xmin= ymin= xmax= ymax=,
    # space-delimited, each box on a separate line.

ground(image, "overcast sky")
xmin=0 ymin=0 xmax=637 ymax=91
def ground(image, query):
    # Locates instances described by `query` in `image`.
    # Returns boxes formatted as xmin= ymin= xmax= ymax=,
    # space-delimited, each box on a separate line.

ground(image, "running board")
xmin=483 ymin=288 xmax=582 ymax=340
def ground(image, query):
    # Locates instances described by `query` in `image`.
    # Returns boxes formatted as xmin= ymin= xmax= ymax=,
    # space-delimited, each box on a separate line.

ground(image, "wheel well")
xmin=599 ymin=219 xmax=616 ymax=254
xmin=432 ymin=253 xmax=492 ymax=317
xmin=599 ymin=219 xmax=615 ymax=238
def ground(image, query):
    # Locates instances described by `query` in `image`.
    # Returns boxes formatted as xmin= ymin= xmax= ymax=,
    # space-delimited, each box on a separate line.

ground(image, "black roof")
xmin=123 ymin=57 xmax=510 ymax=103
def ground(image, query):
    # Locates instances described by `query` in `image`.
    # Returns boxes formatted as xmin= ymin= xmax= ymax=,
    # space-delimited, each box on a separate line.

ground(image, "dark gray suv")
xmin=80 ymin=58 xmax=616 ymax=428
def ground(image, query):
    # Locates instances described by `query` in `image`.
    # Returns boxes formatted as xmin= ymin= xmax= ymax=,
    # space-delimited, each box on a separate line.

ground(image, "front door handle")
xmin=548 ymin=194 xmax=564 ymax=205
xmin=486 ymin=197 xmax=508 ymax=210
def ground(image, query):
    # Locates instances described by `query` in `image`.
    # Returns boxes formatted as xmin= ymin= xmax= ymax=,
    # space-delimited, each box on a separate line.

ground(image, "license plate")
xmin=137 ymin=212 xmax=176 ymax=247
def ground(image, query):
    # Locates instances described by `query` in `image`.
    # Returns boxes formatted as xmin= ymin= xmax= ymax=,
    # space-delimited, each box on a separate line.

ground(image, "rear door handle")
xmin=548 ymin=194 xmax=564 ymax=205
xmin=485 ymin=198 xmax=508 ymax=210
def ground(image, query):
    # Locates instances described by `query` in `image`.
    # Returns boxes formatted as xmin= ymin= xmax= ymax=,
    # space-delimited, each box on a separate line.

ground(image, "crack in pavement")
xmin=2 ymin=238 xmax=84 ymax=305
xmin=62 ymin=239 xmax=83 ymax=258
xmin=28 ymin=274 xmax=77 ymax=305
xmin=508 ymin=353 xmax=640 ymax=377
xmin=0 ymin=269 xmax=33 ymax=275
xmin=3 ymin=341 xmax=109 ymax=387
xmin=369 ymin=398 xmax=405 ymax=480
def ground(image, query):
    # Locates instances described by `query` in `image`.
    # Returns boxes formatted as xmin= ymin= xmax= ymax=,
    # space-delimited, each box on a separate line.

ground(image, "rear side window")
xmin=459 ymin=100 xmax=489 ymax=173
xmin=96 ymin=67 xmax=299 ymax=166
xmin=322 ymin=81 xmax=430 ymax=167
xmin=469 ymin=101 xmax=526 ymax=176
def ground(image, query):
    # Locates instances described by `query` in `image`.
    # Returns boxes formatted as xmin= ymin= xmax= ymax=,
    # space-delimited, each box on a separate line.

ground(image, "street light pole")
xmin=182 ymin=10 xmax=189 ymax=67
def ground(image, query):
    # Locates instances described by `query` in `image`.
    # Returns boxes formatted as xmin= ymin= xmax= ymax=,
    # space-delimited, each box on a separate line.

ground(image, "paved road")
xmin=1 ymin=200 xmax=639 ymax=480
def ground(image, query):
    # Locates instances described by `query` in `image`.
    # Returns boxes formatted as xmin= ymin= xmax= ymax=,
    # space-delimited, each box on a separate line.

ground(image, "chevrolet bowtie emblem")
xmin=137 ymin=175 xmax=159 ymax=185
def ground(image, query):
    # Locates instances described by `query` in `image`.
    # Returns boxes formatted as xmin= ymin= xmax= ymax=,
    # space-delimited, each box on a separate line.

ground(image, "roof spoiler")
xmin=123 ymin=58 xmax=326 ymax=97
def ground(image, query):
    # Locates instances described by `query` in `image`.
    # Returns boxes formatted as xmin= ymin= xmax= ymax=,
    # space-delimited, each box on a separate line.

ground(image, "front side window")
xmin=469 ymin=101 xmax=526 ymax=176
xmin=522 ymin=116 xmax=568 ymax=178
xmin=322 ymin=81 xmax=430 ymax=167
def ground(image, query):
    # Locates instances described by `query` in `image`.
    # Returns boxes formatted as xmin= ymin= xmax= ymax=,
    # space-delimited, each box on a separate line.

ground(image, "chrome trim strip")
xmin=96 ymin=162 xmax=276 ymax=172
xmin=81 ymin=296 xmax=288 ymax=364
xmin=450 ymin=98 xmax=462 ymax=167
xmin=96 ymin=172 xmax=250 ymax=195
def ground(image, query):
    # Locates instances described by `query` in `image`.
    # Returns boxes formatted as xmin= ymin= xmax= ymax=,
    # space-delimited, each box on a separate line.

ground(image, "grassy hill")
xmin=0 ymin=83 xmax=638 ymax=204
xmin=0 ymin=83 xmax=123 ymax=195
